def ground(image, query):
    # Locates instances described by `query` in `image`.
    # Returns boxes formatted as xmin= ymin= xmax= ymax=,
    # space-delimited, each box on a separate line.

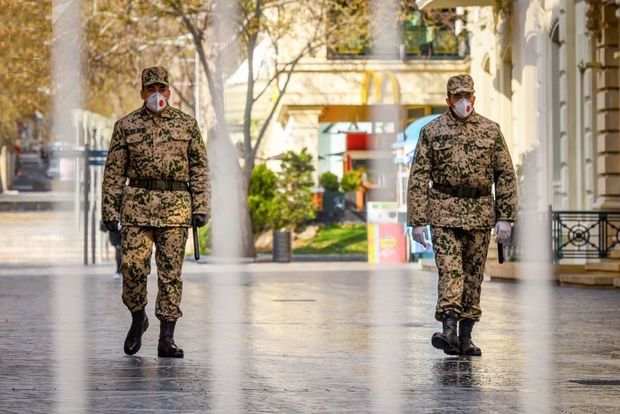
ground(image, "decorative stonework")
xmin=494 ymin=0 xmax=512 ymax=35
xmin=593 ymin=0 xmax=620 ymax=210
xmin=494 ymin=0 xmax=512 ymax=63
xmin=586 ymin=0 xmax=603 ymax=40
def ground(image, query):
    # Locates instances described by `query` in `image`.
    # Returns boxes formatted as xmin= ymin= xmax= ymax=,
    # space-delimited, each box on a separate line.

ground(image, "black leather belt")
xmin=129 ymin=178 xmax=189 ymax=192
xmin=432 ymin=183 xmax=491 ymax=198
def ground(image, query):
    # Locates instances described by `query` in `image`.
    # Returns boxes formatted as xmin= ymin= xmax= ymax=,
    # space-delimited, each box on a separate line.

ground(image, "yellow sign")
xmin=361 ymin=70 xmax=401 ymax=105
xmin=379 ymin=236 xmax=397 ymax=249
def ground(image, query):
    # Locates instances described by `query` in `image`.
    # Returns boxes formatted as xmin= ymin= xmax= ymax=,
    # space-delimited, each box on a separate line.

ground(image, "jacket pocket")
xmin=166 ymin=134 xmax=191 ymax=158
xmin=121 ymin=186 xmax=151 ymax=226
xmin=126 ymin=133 xmax=145 ymax=144
xmin=470 ymin=138 xmax=494 ymax=167
xmin=431 ymin=135 xmax=456 ymax=166
xmin=431 ymin=135 xmax=455 ymax=150
xmin=474 ymin=138 xmax=493 ymax=148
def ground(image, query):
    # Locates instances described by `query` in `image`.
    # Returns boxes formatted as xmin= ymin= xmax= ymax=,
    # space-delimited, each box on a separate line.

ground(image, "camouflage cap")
xmin=141 ymin=66 xmax=170 ymax=87
xmin=447 ymin=74 xmax=475 ymax=95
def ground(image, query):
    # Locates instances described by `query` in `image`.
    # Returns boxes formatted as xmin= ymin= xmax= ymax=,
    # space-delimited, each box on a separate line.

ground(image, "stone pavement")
xmin=0 ymin=211 xmax=83 ymax=264
xmin=0 ymin=261 xmax=619 ymax=413
xmin=0 ymin=191 xmax=73 ymax=211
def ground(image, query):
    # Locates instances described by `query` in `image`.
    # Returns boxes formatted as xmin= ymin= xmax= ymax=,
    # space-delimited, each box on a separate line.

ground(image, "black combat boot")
xmin=459 ymin=319 xmax=482 ymax=356
xmin=124 ymin=309 xmax=149 ymax=355
xmin=158 ymin=320 xmax=184 ymax=358
xmin=431 ymin=311 xmax=460 ymax=355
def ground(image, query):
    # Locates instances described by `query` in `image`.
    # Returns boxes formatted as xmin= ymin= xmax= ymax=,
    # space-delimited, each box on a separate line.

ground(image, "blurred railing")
xmin=500 ymin=210 xmax=620 ymax=263
xmin=552 ymin=211 xmax=620 ymax=261
xmin=327 ymin=26 xmax=467 ymax=60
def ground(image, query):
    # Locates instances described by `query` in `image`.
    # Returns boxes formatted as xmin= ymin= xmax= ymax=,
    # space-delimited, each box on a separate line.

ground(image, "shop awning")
xmin=393 ymin=114 xmax=441 ymax=149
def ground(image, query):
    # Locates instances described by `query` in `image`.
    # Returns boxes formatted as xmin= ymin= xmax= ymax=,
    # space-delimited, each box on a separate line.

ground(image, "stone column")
xmin=494 ymin=0 xmax=514 ymax=151
xmin=560 ymin=0 xmax=577 ymax=210
xmin=593 ymin=1 xmax=620 ymax=209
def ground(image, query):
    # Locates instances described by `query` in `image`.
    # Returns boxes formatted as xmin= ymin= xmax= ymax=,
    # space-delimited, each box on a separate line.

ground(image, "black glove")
xmin=103 ymin=220 xmax=120 ymax=233
xmin=192 ymin=214 xmax=208 ymax=228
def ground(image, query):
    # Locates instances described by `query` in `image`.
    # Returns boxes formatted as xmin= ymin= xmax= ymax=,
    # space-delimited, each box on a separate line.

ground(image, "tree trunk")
xmin=198 ymin=1 xmax=256 ymax=260
xmin=206 ymin=129 xmax=256 ymax=259
xmin=0 ymin=144 xmax=4 ymax=193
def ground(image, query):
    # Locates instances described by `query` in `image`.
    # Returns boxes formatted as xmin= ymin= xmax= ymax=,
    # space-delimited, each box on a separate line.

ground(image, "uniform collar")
xmin=140 ymin=104 xmax=173 ymax=120
xmin=446 ymin=108 xmax=480 ymax=126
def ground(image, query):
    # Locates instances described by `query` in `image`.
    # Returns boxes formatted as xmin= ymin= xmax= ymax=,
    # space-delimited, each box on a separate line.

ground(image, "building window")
xmin=326 ymin=2 xmax=465 ymax=60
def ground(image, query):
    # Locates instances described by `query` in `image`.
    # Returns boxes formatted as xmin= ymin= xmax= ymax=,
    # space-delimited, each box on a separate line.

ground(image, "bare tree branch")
xmin=242 ymin=0 xmax=262 ymax=168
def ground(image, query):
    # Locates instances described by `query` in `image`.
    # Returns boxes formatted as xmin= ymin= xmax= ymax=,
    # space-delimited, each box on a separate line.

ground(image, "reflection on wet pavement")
xmin=0 ymin=263 xmax=619 ymax=413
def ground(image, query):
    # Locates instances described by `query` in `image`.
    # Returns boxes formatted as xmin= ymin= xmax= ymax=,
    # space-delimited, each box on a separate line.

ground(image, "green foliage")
xmin=319 ymin=171 xmax=340 ymax=192
xmin=293 ymin=224 xmax=367 ymax=255
xmin=268 ymin=148 xmax=316 ymax=232
xmin=197 ymin=220 xmax=211 ymax=254
xmin=248 ymin=164 xmax=278 ymax=235
xmin=340 ymin=169 xmax=363 ymax=192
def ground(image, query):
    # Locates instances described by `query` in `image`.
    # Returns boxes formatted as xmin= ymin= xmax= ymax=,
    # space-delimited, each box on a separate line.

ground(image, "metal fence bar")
xmin=502 ymin=210 xmax=620 ymax=262
xmin=551 ymin=211 xmax=620 ymax=261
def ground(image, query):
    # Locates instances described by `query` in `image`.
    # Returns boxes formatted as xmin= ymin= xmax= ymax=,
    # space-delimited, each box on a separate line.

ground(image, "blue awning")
xmin=393 ymin=114 xmax=441 ymax=149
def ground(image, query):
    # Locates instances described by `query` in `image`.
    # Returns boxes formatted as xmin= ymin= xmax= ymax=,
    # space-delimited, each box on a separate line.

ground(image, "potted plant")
xmin=269 ymin=149 xmax=316 ymax=262
xmin=319 ymin=171 xmax=345 ymax=219
xmin=340 ymin=169 xmax=363 ymax=210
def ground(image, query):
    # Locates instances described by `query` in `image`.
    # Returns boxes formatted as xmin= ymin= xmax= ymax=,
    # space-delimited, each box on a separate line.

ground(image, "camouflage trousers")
xmin=431 ymin=226 xmax=491 ymax=322
xmin=120 ymin=226 xmax=188 ymax=321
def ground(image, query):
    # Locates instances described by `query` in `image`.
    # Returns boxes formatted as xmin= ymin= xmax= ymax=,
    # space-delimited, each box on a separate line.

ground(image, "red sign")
xmin=346 ymin=133 xmax=369 ymax=150
xmin=368 ymin=223 xmax=407 ymax=263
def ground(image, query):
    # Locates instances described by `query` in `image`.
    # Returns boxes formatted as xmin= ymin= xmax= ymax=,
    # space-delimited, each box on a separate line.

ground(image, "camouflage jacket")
xmin=407 ymin=110 xmax=517 ymax=229
xmin=101 ymin=105 xmax=210 ymax=227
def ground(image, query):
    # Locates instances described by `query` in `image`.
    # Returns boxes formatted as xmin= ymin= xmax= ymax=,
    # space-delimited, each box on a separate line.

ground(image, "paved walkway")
xmin=0 ymin=211 xmax=83 ymax=264
xmin=0 ymin=191 xmax=73 ymax=211
xmin=0 ymin=261 xmax=619 ymax=413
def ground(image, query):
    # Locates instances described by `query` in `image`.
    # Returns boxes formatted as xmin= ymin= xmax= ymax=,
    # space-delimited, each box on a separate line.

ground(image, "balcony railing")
xmin=500 ymin=210 xmax=620 ymax=263
xmin=327 ymin=26 xmax=467 ymax=60
xmin=552 ymin=211 xmax=620 ymax=261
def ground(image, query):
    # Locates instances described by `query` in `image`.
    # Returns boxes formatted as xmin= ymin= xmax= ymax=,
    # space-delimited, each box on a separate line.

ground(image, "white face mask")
xmin=452 ymin=98 xmax=473 ymax=119
xmin=146 ymin=92 xmax=167 ymax=113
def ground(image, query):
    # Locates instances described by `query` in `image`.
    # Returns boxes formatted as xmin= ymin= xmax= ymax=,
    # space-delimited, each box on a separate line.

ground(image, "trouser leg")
xmin=431 ymin=226 xmax=465 ymax=321
xmin=460 ymin=228 xmax=491 ymax=321
xmin=153 ymin=226 xmax=188 ymax=321
xmin=121 ymin=226 xmax=154 ymax=312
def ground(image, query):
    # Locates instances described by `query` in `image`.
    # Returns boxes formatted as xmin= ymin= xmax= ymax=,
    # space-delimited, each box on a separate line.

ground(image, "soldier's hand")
xmin=494 ymin=220 xmax=512 ymax=243
xmin=104 ymin=220 xmax=120 ymax=233
xmin=192 ymin=213 xmax=208 ymax=228
xmin=412 ymin=226 xmax=428 ymax=248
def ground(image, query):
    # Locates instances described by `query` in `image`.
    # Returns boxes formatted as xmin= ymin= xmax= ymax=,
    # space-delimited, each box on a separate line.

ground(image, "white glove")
xmin=411 ymin=226 xmax=427 ymax=248
xmin=494 ymin=221 xmax=512 ymax=243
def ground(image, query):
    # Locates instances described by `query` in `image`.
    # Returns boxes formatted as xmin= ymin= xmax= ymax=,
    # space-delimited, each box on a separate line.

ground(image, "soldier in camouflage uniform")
xmin=102 ymin=66 xmax=210 ymax=358
xmin=407 ymin=74 xmax=517 ymax=356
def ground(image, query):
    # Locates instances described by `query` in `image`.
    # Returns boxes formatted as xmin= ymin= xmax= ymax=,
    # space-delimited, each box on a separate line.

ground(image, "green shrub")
xmin=248 ymin=164 xmax=278 ymax=235
xmin=198 ymin=221 xmax=211 ymax=253
xmin=268 ymin=148 xmax=316 ymax=232
xmin=341 ymin=169 xmax=363 ymax=192
xmin=319 ymin=171 xmax=340 ymax=192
